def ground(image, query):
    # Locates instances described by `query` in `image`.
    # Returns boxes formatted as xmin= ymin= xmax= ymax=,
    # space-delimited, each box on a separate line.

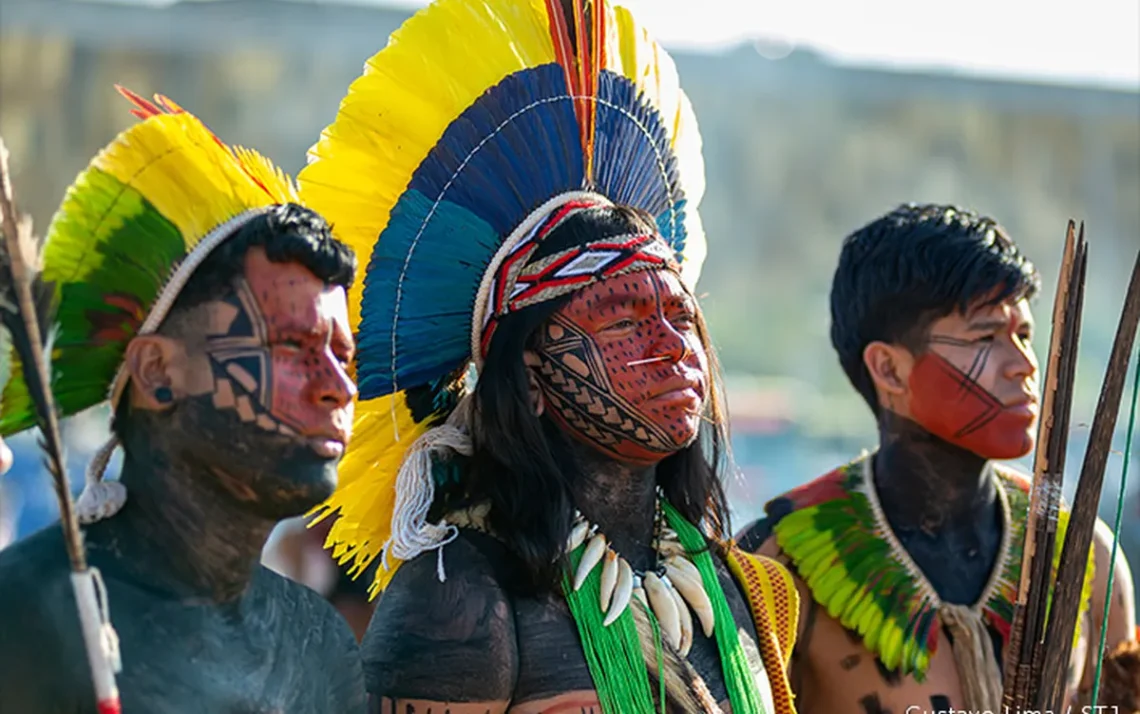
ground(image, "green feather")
xmin=0 ymin=168 xmax=183 ymax=435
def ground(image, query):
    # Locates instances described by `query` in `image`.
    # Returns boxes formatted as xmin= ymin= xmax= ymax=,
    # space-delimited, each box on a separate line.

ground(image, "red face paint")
xmin=534 ymin=269 xmax=708 ymax=466
xmin=908 ymin=351 xmax=1037 ymax=460
xmin=202 ymin=248 xmax=356 ymax=456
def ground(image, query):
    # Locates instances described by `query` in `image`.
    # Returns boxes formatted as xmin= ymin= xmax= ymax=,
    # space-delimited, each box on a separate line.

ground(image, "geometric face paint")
xmin=532 ymin=269 xmax=708 ymax=467
xmin=906 ymin=298 xmax=1039 ymax=460
xmin=200 ymin=249 xmax=356 ymax=460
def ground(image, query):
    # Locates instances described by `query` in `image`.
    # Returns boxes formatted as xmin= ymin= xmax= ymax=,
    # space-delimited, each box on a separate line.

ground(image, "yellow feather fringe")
xmin=307 ymin=391 xmax=433 ymax=597
xmin=95 ymin=112 xmax=294 ymax=247
xmin=299 ymin=0 xmax=556 ymax=333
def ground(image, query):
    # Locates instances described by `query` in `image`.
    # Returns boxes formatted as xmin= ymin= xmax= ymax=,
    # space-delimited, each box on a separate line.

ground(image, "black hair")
xmin=110 ymin=202 xmax=356 ymax=440
xmin=431 ymin=203 xmax=734 ymax=593
xmin=168 ymin=202 xmax=356 ymax=312
xmin=829 ymin=202 xmax=1041 ymax=416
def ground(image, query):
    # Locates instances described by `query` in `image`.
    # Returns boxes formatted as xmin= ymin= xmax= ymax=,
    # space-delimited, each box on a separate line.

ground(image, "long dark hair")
xmin=430 ymin=204 xmax=734 ymax=593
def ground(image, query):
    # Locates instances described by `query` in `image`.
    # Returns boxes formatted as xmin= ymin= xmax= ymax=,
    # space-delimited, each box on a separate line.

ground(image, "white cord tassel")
xmin=75 ymin=437 xmax=127 ymax=525
xmin=71 ymin=567 xmax=122 ymax=709
xmin=381 ymin=395 xmax=474 ymax=582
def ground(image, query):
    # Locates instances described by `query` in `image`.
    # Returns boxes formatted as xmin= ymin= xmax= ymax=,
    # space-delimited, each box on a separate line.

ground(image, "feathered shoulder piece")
xmin=299 ymin=0 xmax=708 ymax=596
xmin=769 ymin=453 xmax=1095 ymax=681
xmin=0 ymin=87 xmax=298 ymax=521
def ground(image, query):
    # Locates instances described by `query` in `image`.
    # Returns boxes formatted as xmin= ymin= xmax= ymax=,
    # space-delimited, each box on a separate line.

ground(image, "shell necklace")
xmin=565 ymin=496 xmax=716 ymax=656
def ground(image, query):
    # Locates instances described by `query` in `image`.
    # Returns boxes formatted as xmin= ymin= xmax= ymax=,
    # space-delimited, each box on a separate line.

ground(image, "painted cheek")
xmin=598 ymin=332 xmax=652 ymax=404
xmin=908 ymin=352 xmax=1036 ymax=460
xmin=267 ymin=347 xmax=333 ymax=433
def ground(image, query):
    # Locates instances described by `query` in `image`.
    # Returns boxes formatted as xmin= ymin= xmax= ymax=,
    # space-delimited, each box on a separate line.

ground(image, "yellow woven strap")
xmin=725 ymin=546 xmax=801 ymax=714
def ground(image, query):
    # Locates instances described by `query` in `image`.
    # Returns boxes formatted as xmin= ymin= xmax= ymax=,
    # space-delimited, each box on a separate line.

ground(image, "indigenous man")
xmin=297 ymin=0 xmax=799 ymax=711
xmin=0 ymin=95 xmax=366 ymax=712
xmin=737 ymin=203 xmax=1139 ymax=714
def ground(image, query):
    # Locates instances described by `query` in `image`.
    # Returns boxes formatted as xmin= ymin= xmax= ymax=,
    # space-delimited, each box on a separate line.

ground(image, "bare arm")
xmin=361 ymin=534 xmax=519 ymax=713
xmin=1081 ymin=518 xmax=1138 ymax=698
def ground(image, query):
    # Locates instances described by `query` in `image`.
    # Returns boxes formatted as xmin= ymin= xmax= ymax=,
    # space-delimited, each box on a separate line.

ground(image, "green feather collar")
xmin=771 ymin=452 xmax=1095 ymax=681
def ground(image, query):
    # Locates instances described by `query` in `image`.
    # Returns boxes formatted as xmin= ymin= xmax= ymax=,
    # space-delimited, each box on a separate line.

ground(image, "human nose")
xmin=310 ymin=351 xmax=357 ymax=409
xmin=1004 ymin=336 xmax=1038 ymax=380
xmin=654 ymin=318 xmax=693 ymax=364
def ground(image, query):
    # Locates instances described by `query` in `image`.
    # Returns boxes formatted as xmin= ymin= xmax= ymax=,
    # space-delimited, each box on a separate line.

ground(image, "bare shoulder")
xmin=361 ymin=530 xmax=519 ymax=709
xmin=252 ymin=565 xmax=367 ymax=710
xmin=1090 ymin=518 xmax=1136 ymax=635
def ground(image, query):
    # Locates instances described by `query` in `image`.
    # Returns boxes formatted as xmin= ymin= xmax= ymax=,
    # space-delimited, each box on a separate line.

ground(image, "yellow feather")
xmin=231 ymin=145 xmax=300 ymax=205
xmin=299 ymin=0 xmax=556 ymax=334
xmin=606 ymin=5 xmax=706 ymax=286
xmin=93 ymin=113 xmax=285 ymax=247
xmin=306 ymin=391 xmax=433 ymax=597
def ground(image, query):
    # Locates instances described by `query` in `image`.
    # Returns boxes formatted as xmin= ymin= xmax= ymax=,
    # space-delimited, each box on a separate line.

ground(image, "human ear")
xmin=862 ymin=340 xmax=914 ymax=406
xmin=123 ymin=335 xmax=184 ymax=411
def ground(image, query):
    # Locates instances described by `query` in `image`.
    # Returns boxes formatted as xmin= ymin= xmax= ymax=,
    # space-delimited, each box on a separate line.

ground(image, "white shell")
xmin=665 ymin=556 xmax=715 ymax=637
xmin=658 ymin=539 xmax=687 ymax=559
xmin=667 ymin=576 xmax=694 ymax=656
xmin=567 ymin=520 xmax=591 ymax=553
xmin=573 ymin=534 xmax=607 ymax=591
xmin=598 ymin=549 xmax=619 ymax=612
xmin=645 ymin=572 xmax=682 ymax=651
xmin=604 ymin=559 xmax=634 ymax=626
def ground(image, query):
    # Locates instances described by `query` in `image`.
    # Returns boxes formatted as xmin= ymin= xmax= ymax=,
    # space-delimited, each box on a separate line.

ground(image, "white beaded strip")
xmin=470 ymin=190 xmax=612 ymax=371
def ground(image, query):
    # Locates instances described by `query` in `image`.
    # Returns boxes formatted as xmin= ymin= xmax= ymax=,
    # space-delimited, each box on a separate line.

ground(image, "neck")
xmin=873 ymin=411 xmax=997 ymax=536
xmin=568 ymin=444 xmax=659 ymax=573
xmin=92 ymin=422 xmax=274 ymax=603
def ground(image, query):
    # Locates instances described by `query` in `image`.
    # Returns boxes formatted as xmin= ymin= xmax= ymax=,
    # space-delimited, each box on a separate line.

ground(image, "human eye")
xmin=603 ymin=317 xmax=638 ymax=332
xmin=276 ymin=335 xmax=306 ymax=350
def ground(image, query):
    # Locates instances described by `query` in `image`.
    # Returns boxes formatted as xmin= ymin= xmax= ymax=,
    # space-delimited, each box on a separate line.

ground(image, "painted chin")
xmin=655 ymin=404 xmax=704 ymax=449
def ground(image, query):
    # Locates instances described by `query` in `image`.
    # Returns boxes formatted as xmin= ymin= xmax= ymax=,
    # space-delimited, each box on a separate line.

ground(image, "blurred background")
xmin=1 ymin=0 xmax=1138 ymax=634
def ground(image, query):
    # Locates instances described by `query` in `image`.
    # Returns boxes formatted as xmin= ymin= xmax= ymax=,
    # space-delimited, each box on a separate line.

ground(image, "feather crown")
xmin=298 ymin=0 xmax=708 ymax=596
xmin=0 ymin=87 xmax=299 ymax=520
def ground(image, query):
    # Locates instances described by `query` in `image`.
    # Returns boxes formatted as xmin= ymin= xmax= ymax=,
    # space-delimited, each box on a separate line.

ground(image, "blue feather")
xmin=592 ymin=71 xmax=685 ymax=245
xmin=356 ymin=189 xmax=498 ymax=398
xmin=357 ymin=65 xmax=692 ymax=399
xmin=406 ymin=63 xmax=585 ymax=237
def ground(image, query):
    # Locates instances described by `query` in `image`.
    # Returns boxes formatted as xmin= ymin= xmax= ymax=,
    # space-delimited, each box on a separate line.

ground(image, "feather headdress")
xmin=299 ymin=0 xmax=707 ymax=596
xmin=0 ymin=88 xmax=299 ymax=522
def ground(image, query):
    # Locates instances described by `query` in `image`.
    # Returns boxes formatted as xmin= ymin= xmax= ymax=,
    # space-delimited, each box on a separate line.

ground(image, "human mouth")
xmin=1004 ymin=398 xmax=1039 ymax=418
xmin=305 ymin=437 xmax=345 ymax=459
xmin=648 ymin=376 xmax=705 ymax=405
